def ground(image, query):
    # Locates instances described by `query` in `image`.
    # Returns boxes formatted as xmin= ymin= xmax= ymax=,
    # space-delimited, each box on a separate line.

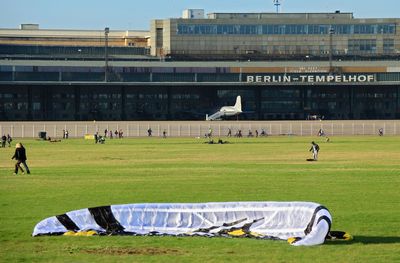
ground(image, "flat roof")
xmin=207 ymin=12 xmax=354 ymax=19
xmin=1 ymin=59 xmax=399 ymax=68
xmin=0 ymin=28 xmax=150 ymax=39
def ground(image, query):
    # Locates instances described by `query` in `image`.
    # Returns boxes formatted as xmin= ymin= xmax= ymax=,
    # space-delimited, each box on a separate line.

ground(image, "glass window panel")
xmin=177 ymin=23 xmax=395 ymax=35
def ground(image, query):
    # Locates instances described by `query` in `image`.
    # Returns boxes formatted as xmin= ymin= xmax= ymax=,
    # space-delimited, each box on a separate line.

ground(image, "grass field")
xmin=1 ymin=135 xmax=399 ymax=262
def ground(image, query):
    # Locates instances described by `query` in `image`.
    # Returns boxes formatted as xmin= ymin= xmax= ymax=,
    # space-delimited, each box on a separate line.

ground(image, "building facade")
xmin=151 ymin=12 xmax=399 ymax=60
xmin=0 ymin=25 xmax=150 ymax=47
xmin=1 ymin=60 xmax=399 ymax=121
xmin=0 ymin=26 xmax=151 ymax=61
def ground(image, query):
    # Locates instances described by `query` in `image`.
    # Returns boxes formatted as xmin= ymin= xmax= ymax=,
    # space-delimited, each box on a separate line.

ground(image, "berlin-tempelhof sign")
xmin=246 ymin=74 xmax=375 ymax=83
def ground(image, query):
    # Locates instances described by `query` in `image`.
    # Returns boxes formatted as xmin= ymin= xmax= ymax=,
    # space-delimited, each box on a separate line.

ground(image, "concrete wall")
xmin=1 ymin=120 xmax=399 ymax=138
xmin=150 ymin=20 xmax=165 ymax=56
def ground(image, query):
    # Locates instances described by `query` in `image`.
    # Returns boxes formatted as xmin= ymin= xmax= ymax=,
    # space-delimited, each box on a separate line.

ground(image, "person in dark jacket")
xmin=7 ymin=134 xmax=12 ymax=147
xmin=1 ymin=135 xmax=6 ymax=148
xmin=11 ymin=143 xmax=31 ymax=175
xmin=309 ymin=141 xmax=320 ymax=161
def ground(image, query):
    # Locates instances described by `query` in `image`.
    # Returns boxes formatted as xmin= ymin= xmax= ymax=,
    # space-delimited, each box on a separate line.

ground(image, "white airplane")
xmin=206 ymin=96 xmax=242 ymax=121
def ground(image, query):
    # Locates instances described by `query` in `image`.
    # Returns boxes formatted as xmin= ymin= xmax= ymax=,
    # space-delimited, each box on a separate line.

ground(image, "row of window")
xmin=262 ymin=89 xmax=301 ymax=98
xmin=0 ymin=44 xmax=150 ymax=56
xmin=1 ymin=86 xmax=399 ymax=120
xmin=2 ymin=90 xmax=396 ymax=105
xmin=261 ymin=100 xmax=395 ymax=111
xmin=0 ymin=66 xmax=233 ymax=74
xmin=261 ymin=101 xmax=302 ymax=111
xmin=177 ymin=23 xmax=396 ymax=35
xmin=2 ymin=99 xmax=395 ymax=113
xmin=0 ymin=93 xmax=199 ymax=104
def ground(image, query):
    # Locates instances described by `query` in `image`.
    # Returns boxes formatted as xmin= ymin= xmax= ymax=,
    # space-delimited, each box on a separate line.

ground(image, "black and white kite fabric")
xmin=33 ymin=201 xmax=351 ymax=246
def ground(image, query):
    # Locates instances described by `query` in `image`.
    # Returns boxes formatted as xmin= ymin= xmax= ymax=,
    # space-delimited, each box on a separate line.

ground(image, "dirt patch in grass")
xmin=82 ymin=247 xmax=184 ymax=256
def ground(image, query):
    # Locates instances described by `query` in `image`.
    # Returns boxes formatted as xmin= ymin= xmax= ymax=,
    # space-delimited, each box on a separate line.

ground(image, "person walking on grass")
xmin=7 ymin=134 xmax=12 ymax=147
xmin=227 ymin=128 xmax=232 ymax=137
xmin=309 ymin=141 xmax=320 ymax=161
xmin=11 ymin=143 xmax=31 ymax=175
xmin=1 ymin=134 xmax=6 ymax=148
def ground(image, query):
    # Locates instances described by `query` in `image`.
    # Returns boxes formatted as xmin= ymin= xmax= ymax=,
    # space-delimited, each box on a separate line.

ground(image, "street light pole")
xmin=329 ymin=26 xmax=334 ymax=73
xmin=104 ymin=27 xmax=109 ymax=82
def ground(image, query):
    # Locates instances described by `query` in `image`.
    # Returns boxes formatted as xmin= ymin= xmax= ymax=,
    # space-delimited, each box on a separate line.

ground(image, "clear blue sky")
xmin=1 ymin=0 xmax=399 ymax=30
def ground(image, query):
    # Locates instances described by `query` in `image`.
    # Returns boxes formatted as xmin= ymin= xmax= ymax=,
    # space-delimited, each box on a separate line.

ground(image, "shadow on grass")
xmin=326 ymin=236 xmax=400 ymax=245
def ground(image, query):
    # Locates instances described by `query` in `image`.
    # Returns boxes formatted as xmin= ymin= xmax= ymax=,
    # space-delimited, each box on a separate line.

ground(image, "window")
xmin=262 ymin=89 xmax=300 ymax=98
xmin=33 ymin=102 xmax=41 ymax=110
xmin=262 ymin=101 xmax=301 ymax=111
xmin=17 ymin=102 xmax=27 ymax=110
xmin=348 ymin=39 xmax=377 ymax=54
xmin=177 ymin=23 xmax=396 ymax=36
xmin=4 ymin=103 xmax=13 ymax=110
xmin=383 ymin=39 xmax=395 ymax=53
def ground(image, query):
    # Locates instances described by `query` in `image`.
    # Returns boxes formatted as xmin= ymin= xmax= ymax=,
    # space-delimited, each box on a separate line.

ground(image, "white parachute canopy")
xmin=33 ymin=201 xmax=333 ymax=246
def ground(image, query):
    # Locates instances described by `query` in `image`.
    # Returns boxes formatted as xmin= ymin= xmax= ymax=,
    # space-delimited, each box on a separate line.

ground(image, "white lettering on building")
xmin=246 ymin=74 xmax=375 ymax=83
xmin=247 ymin=76 xmax=254 ymax=82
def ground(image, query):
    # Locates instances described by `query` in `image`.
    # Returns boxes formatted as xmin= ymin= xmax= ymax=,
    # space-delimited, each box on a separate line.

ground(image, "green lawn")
xmin=0 ymin=136 xmax=399 ymax=262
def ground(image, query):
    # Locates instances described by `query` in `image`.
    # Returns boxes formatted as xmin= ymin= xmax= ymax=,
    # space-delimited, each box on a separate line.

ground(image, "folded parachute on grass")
xmin=32 ymin=201 xmax=352 ymax=246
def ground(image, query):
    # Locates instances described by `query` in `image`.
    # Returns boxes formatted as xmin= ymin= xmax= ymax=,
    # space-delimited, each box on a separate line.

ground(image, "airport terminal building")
xmin=0 ymin=11 xmax=399 ymax=121
xmin=151 ymin=11 xmax=399 ymax=60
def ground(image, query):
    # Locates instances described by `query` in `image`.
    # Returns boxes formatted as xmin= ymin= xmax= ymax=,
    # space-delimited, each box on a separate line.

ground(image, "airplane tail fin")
xmin=234 ymin=96 xmax=242 ymax=112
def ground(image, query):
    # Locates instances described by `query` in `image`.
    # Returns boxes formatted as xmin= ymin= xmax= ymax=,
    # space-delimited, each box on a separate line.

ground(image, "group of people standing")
xmin=1 ymin=134 xmax=12 ymax=148
xmin=93 ymin=129 xmax=125 ymax=144
xmin=226 ymin=128 xmax=267 ymax=138
xmin=104 ymin=129 xmax=124 ymax=139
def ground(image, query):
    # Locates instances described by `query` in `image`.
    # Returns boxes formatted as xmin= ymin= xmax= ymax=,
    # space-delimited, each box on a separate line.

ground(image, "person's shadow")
xmin=326 ymin=236 xmax=400 ymax=245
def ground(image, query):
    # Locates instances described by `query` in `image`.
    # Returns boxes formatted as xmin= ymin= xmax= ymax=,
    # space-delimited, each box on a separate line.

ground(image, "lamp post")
xmin=104 ymin=27 xmax=109 ymax=82
xmin=329 ymin=26 xmax=334 ymax=73
xmin=273 ymin=0 xmax=281 ymax=13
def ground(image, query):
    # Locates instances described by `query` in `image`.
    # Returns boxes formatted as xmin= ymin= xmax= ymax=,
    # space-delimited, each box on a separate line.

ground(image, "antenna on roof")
xmin=273 ymin=0 xmax=281 ymax=13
